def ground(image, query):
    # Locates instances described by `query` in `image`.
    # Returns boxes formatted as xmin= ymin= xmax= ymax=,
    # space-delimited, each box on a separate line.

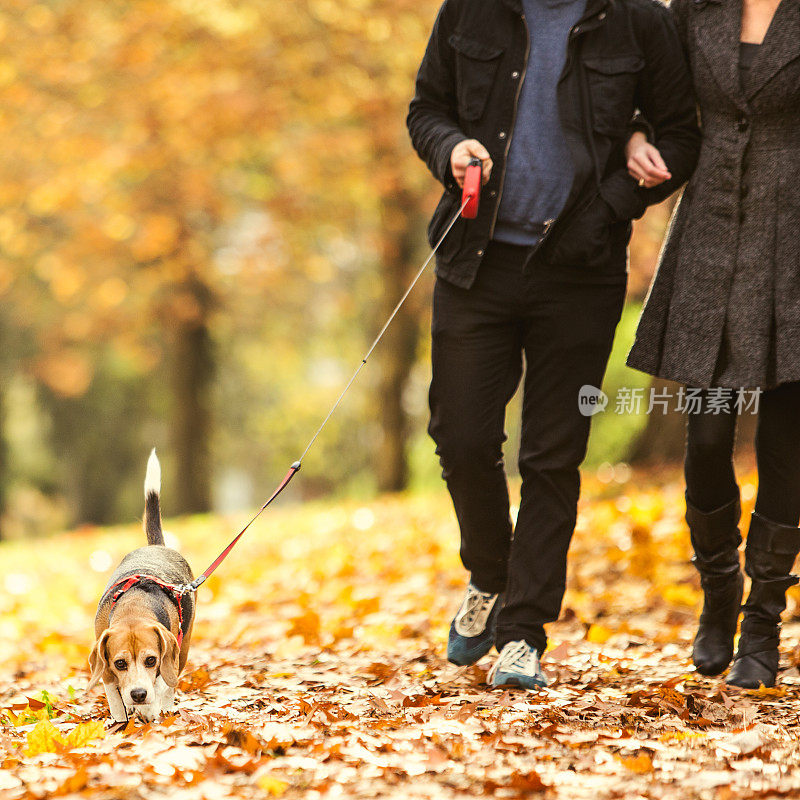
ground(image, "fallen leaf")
xmin=256 ymin=773 xmax=289 ymax=796
xmin=619 ymin=752 xmax=654 ymax=774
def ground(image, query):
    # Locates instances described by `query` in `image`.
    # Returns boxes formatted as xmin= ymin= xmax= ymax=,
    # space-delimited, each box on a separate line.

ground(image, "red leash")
xmin=186 ymin=462 xmax=301 ymax=592
xmin=175 ymin=163 xmax=484 ymax=597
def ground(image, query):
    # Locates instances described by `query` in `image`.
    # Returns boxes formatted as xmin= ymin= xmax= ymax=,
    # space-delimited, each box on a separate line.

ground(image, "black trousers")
xmin=685 ymin=382 xmax=800 ymax=526
xmin=429 ymin=241 xmax=627 ymax=652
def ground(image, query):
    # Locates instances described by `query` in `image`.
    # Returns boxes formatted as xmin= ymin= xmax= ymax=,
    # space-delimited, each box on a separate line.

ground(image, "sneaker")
xmin=447 ymin=583 xmax=503 ymax=666
xmin=489 ymin=640 xmax=548 ymax=689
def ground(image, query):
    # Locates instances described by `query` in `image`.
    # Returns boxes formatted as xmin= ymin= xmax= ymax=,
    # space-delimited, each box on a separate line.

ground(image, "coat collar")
xmin=743 ymin=0 xmax=800 ymax=101
xmin=692 ymin=0 xmax=745 ymax=108
xmin=693 ymin=0 xmax=800 ymax=106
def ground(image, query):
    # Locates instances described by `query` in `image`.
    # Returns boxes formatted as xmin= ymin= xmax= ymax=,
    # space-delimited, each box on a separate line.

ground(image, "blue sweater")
xmin=493 ymin=0 xmax=587 ymax=246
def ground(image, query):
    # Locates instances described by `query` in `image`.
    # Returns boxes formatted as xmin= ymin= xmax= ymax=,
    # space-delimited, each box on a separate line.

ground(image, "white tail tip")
xmin=144 ymin=448 xmax=161 ymax=497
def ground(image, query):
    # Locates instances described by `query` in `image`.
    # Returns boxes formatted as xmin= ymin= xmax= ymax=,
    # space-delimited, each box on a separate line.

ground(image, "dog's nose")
xmin=130 ymin=688 xmax=148 ymax=704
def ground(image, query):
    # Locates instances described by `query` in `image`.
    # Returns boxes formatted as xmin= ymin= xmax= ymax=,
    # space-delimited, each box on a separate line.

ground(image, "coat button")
xmin=737 ymin=115 xmax=749 ymax=132
xmin=489 ymin=190 xmax=497 ymax=197
xmin=498 ymin=131 xmax=507 ymax=139
xmin=477 ymin=249 xmax=484 ymax=257
xmin=511 ymin=71 xmax=520 ymax=79
xmin=598 ymin=11 xmax=607 ymax=19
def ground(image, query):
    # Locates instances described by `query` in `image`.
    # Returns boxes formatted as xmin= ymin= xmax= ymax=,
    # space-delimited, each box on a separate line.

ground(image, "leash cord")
xmin=297 ymin=196 xmax=469 ymax=464
xmin=184 ymin=195 xmax=470 ymax=592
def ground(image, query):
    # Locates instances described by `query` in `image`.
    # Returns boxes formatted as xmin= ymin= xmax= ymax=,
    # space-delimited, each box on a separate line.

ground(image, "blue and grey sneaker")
xmin=489 ymin=640 xmax=548 ymax=689
xmin=447 ymin=583 xmax=503 ymax=666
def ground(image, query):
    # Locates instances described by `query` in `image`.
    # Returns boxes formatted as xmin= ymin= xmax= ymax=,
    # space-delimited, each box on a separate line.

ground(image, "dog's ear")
xmin=153 ymin=624 xmax=180 ymax=688
xmin=87 ymin=630 xmax=113 ymax=690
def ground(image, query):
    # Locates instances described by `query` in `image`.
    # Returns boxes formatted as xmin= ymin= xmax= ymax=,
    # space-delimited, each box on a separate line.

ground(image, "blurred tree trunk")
xmin=0 ymin=381 xmax=6 ymax=541
xmin=43 ymin=363 xmax=150 ymax=526
xmin=627 ymin=377 xmax=758 ymax=466
xmin=170 ymin=275 xmax=215 ymax=514
xmin=626 ymin=379 xmax=686 ymax=465
xmin=375 ymin=193 xmax=426 ymax=493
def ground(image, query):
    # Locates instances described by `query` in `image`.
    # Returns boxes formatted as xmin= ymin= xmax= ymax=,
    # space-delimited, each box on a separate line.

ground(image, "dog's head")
xmin=88 ymin=618 xmax=179 ymax=716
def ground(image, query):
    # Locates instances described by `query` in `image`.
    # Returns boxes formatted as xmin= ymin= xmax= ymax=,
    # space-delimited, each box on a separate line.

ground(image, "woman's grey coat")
xmin=627 ymin=0 xmax=800 ymax=389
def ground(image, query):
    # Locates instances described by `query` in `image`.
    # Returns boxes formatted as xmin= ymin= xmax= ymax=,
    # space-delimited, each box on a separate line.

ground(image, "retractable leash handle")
xmin=461 ymin=157 xmax=483 ymax=219
xmin=187 ymin=163 xmax=483 ymax=593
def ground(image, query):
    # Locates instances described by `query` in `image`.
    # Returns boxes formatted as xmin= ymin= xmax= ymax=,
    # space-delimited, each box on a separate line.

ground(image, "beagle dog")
xmin=88 ymin=450 xmax=195 ymax=722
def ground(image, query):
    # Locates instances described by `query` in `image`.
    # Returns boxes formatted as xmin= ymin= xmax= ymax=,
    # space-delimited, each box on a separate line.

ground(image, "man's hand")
xmin=450 ymin=139 xmax=493 ymax=188
xmin=626 ymin=131 xmax=671 ymax=189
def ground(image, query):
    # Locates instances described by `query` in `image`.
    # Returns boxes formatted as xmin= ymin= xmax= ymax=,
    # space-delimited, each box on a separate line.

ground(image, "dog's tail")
xmin=144 ymin=448 xmax=164 ymax=546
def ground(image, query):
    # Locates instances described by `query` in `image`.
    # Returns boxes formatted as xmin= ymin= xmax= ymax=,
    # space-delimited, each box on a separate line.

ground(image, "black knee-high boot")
xmin=687 ymin=495 xmax=743 ymax=676
xmin=727 ymin=513 xmax=800 ymax=689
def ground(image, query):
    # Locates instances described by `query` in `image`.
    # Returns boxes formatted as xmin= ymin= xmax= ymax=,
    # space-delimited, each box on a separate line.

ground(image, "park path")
xmin=2 ymin=472 xmax=800 ymax=798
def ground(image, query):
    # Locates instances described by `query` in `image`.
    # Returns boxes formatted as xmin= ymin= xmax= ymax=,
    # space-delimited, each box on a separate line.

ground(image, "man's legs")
xmin=494 ymin=272 xmax=626 ymax=653
xmin=428 ymin=243 xmax=526 ymax=594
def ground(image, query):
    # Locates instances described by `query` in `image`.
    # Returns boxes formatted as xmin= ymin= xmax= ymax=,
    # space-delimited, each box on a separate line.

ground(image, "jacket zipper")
xmin=531 ymin=191 xmax=597 ymax=258
xmin=525 ymin=17 xmax=603 ymax=259
xmin=488 ymin=12 xmax=530 ymax=240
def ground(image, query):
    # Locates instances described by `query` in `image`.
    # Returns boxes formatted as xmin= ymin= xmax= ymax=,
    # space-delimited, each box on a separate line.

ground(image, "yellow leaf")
xmin=24 ymin=720 xmax=104 ymax=756
xmin=659 ymin=731 xmax=706 ymax=742
xmin=63 ymin=720 xmax=105 ymax=749
xmin=586 ymin=624 xmax=614 ymax=644
xmin=256 ymin=774 xmax=288 ymax=796
xmin=662 ymin=583 xmax=701 ymax=608
xmin=746 ymin=685 xmax=787 ymax=698
xmin=6 ymin=708 xmax=33 ymax=727
xmin=25 ymin=720 xmax=63 ymax=756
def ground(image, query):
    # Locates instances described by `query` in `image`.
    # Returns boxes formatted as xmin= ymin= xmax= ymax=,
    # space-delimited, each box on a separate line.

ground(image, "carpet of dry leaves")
xmin=2 ymin=467 xmax=800 ymax=799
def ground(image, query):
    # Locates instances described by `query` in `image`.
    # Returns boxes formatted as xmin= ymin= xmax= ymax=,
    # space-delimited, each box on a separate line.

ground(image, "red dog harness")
xmin=106 ymin=573 xmax=188 ymax=647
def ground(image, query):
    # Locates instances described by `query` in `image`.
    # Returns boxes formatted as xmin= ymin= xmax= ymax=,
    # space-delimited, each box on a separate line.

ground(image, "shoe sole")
xmin=491 ymin=673 xmax=547 ymax=690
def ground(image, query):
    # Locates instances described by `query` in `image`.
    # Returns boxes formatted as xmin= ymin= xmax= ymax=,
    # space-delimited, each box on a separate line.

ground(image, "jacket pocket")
xmin=583 ymin=54 xmax=644 ymax=137
xmin=449 ymin=34 xmax=504 ymax=122
xmin=543 ymin=194 xmax=616 ymax=268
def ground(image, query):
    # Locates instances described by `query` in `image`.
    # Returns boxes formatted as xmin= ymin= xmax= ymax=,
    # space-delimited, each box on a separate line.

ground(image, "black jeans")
xmin=685 ymin=382 xmax=800 ymax=526
xmin=429 ymin=241 xmax=627 ymax=652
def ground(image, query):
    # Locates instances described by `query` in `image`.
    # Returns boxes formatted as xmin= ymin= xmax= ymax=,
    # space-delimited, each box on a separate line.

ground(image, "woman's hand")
xmin=450 ymin=139 xmax=493 ymax=188
xmin=626 ymin=132 xmax=672 ymax=189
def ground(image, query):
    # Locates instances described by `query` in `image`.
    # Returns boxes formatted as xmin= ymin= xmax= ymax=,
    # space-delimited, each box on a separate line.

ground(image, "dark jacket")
xmin=407 ymin=0 xmax=701 ymax=288
xmin=627 ymin=0 xmax=800 ymax=389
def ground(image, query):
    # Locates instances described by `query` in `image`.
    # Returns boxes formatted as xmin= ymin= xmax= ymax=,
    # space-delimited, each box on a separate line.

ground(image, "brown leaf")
xmin=223 ymin=724 xmax=267 ymax=756
xmin=287 ymin=610 xmax=321 ymax=644
xmin=52 ymin=767 xmax=89 ymax=796
xmin=365 ymin=662 xmax=399 ymax=685
xmin=179 ymin=666 xmax=212 ymax=692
